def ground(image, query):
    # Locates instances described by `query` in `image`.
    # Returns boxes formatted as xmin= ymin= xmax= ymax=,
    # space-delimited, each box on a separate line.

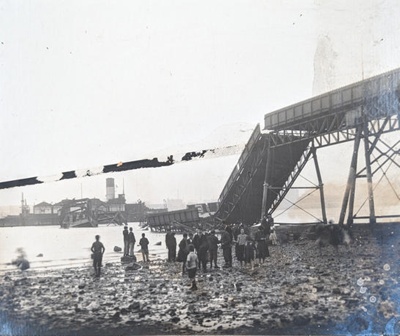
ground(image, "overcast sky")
xmin=1 ymin=0 xmax=399 ymax=210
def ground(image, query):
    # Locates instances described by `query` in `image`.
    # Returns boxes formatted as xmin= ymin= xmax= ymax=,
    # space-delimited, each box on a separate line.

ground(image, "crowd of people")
xmin=163 ymin=215 xmax=276 ymax=289
xmin=91 ymin=215 xmax=277 ymax=287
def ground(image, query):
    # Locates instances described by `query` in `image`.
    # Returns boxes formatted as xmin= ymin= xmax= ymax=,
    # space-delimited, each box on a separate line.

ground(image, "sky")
xmin=1 ymin=0 xmax=400 ymax=215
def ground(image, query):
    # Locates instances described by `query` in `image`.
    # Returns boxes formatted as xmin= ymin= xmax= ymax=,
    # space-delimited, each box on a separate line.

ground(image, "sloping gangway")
xmin=215 ymin=68 xmax=400 ymax=226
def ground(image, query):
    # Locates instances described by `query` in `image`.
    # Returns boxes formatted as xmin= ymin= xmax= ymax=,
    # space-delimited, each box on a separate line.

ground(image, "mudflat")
xmin=1 ymin=224 xmax=400 ymax=335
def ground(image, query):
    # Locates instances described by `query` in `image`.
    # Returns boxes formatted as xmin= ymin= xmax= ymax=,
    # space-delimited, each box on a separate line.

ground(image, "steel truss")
xmin=261 ymin=143 xmax=328 ymax=224
xmin=268 ymin=115 xmax=399 ymax=149
xmin=215 ymin=125 xmax=268 ymax=223
xmin=263 ymin=115 xmax=399 ymax=225
xmin=341 ymin=127 xmax=400 ymax=225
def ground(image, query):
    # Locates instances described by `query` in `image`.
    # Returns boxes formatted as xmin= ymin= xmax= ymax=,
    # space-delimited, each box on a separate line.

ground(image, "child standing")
xmin=186 ymin=245 xmax=198 ymax=290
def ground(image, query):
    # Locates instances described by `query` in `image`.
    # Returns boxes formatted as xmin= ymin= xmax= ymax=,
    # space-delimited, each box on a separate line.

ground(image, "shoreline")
xmin=2 ymin=225 xmax=400 ymax=335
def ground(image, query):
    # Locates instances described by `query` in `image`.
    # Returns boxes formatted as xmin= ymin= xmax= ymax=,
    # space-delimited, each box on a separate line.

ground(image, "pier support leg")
xmin=346 ymin=165 xmax=357 ymax=227
xmin=339 ymin=126 xmax=362 ymax=226
xmin=363 ymin=122 xmax=377 ymax=227
xmin=312 ymin=146 xmax=327 ymax=224
xmin=261 ymin=145 xmax=273 ymax=219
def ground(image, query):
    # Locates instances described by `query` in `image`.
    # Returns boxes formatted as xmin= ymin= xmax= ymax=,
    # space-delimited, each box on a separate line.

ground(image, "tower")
xmin=106 ymin=178 xmax=115 ymax=201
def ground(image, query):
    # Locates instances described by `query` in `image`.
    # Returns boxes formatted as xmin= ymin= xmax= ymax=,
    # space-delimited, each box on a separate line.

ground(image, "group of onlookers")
xmin=165 ymin=214 xmax=276 ymax=274
xmin=91 ymin=216 xmax=276 ymax=283
xmin=123 ymin=226 xmax=150 ymax=262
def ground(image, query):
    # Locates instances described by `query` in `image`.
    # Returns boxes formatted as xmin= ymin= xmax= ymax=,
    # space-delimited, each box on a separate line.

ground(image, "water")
xmin=0 ymin=222 xmax=173 ymax=273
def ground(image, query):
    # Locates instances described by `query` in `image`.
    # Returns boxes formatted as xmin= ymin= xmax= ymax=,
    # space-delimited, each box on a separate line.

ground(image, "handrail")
xmin=218 ymin=124 xmax=262 ymax=204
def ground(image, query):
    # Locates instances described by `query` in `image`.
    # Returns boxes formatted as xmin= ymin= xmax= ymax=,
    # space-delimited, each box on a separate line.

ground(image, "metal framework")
xmin=261 ymin=67 xmax=400 ymax=226
xmin=262 ymin=145 xmax=328 ymax=224
xmin=268 ymin=115 xmax=399 ymax=149
xmin=59 ymin=198 xmax=127 ymax=228
xmin=215 ymin=125 xmax=270 ymax=224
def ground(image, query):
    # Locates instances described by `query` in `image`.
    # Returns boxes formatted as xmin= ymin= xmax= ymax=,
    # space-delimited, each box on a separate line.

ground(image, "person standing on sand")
xmin=225 ymin=223 xmax=233 ymax=241
xmin=177 ymin=233 xmax=189 ymax=275
xmin=91 ymin=235 xmax=105 ymax=277
xmin=264 ymin=215 xmax=273 ymax=236
xmin=235 ymin=228 xmax=247 ymax=267
xmin=255 ymin=225 xmax=269 ymax=264
xmin=207 ymin=230 xmax=219 ymax=269
xmin=128 ymin=227 xmax=136 ymax=257
xmin=186 ymin=245 xmax=198 ymax=290
xmin=269 ymin=227 xmax=278 ymax=245
xmin=139 ymin=233 xmax=150 ymax=262
xmin=165 ymin=230 xmax=177 ymax=262
xmin=198 ymin=232 xmax=209 ymax=272
xmin=123 ymin=226 xmax=129 ymax=256
xmin=187 ymin=232 xmax=194 ymax=246
xmin=221 ymin=226 xmax=232 ymax=268
xmin=244 ymin=236 xmax=256 ymax=270
xmin=192 ymin=230 xmax=201 ymax=255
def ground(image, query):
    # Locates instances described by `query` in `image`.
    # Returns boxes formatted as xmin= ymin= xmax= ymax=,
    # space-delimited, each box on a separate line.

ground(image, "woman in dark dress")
xmin=255 ymin=226 xmax=269 ymax=264
xmin=244 ymin=236 xmax=256 ymax=270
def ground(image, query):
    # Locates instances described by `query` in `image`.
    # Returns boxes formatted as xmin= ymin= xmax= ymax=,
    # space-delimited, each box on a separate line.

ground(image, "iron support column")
xmin=346 ymin=160 xmax=358 ymax=226
xmin=346 ymin=127 xmax=361 ymax=226
xmin=363 ymin=121 xmax=377 ymax=226
xmin=261 ymin=145 xmax=273 ymax=219
xmin=311 ymin=146 xmax=327 ymax=224
xmin=339 ymin=126 xmax=362 ymax=225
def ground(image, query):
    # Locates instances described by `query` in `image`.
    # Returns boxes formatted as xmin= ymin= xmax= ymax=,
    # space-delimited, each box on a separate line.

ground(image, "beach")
xmin=1 ymin=224 xmax=400 ymax=335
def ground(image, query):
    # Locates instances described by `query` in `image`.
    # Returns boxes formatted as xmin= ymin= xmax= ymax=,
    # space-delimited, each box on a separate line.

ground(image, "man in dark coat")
xmin=128 ymin=227 xmax=136 ymax=257
xmin=197 ymin=232 xmax=209 ymax=271
xmin=207 ymin=230 xmax=219 ymax=269
xmin=261 ymin=215 xmax=272 ymax=236
xmin=123 ymin=226 xmax=129 ymax=256
xmin=255 ymin=225 xmax=269 ymax=263
xmin=220 ymin=226 xmax=232 ymax=267
xmin=165 ymin=230 xmax=177 ymax=262
xmin=192 ymin=230 xmax=201 ymax=253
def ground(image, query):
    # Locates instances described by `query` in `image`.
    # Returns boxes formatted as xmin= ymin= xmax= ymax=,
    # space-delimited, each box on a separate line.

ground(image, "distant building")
xmin=107 ymin=194 xmax=126 ymax=212
xmin=106 ymin=178 xmax=116 ymax=201
xmin=90 ymin=198 xmax=107 ymax=212
xmin=53 ymin=199 xmax=71 ymax=215
xmin=33 ymin=202 xmax=53 ymax=214
xmin=53 ymin=199 xmax=85 ymax=216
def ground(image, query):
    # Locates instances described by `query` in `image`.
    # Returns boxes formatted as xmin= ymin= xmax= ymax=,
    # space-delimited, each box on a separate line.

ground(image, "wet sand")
xmin=1 ymin=224 xmax=400 ymax=335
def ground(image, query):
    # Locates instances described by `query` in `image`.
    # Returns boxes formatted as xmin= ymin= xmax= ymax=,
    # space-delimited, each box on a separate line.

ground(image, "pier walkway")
xmin=216 ymin=68 xmax=400 ymax=225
